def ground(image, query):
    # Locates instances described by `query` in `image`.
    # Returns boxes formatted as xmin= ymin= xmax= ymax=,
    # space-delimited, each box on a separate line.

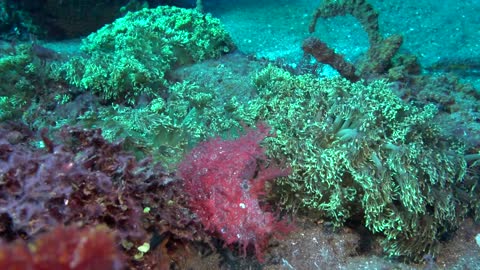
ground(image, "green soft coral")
xmin=52 ymin=6 xmax=234 ymax=104
xmin=246 ymin=65 xmax=468 ymax=259
xmin=0 ymin=44 xmax=45 ymax=121
xmin=72 ymin=81 xmax=248 ymax=165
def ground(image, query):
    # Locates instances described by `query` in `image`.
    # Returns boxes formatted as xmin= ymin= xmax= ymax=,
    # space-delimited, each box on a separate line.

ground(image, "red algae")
xmin=0 ymin=226 xmax=123 ymax=270
xmin=178 ymin=123 xmax=292 ymax=261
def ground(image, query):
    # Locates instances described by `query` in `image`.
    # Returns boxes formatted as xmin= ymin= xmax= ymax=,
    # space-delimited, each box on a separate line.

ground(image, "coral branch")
xmin=309 ymin=0 xmax=381 ymax=45
xmin=302 ymin=37 xmax=359 ymax=82
xmin=306 ymin=0 xmax=411 ymax=80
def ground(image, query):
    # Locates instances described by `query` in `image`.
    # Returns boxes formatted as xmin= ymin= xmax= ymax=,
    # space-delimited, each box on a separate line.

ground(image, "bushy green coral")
xmin=52 ymin=6 xmax=234 ymax=104
xmin=71 ymin=81 xmax=248 ymax=165
xmin=0 ymin=95 xmax=26 ymax=120
xmin=244 ymin=65 xmax=468 ymax=259
xmin=0 ymin=44 xmax=45 ymax=121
